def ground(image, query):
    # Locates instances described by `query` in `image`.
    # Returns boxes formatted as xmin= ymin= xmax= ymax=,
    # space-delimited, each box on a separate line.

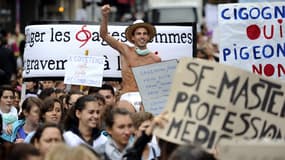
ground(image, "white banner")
xmin=23 ymin=23 xmax=195 ymax=79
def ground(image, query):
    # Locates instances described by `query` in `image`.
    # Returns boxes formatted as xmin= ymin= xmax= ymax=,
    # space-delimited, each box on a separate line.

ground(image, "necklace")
xmin=135 ymin=48 xmax=150 ymax=56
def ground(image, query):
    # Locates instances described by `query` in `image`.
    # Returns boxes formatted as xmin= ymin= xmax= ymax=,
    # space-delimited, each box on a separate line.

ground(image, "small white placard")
xmin=64 ymin=55 xmax=104 ymax=87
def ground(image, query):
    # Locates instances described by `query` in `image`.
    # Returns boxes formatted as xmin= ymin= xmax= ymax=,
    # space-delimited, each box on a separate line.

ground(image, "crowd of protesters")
xmin=0 ymin=81 xmax=219 ymax=160
xmin=0 ymin=1 xmax=222 ymax=160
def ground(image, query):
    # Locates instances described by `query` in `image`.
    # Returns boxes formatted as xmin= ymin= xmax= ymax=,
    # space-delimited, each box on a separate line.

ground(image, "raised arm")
xmin=100 ymin=4 xmax=126 ymax=53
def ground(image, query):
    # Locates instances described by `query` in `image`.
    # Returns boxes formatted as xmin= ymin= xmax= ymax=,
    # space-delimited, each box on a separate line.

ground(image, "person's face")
xmin=135 ymin=120 xmax=152 ymax=138
xmin=26 ymin=81 xmax=36 ymax=90
xmin=67 ymin=94 xmax=83 ymax=109
xmin=76 ymin=101 xmax=102 ymax=129
xmin=13 ymin=92 xmax=20 ymax=107
xmin=34 ymin=127 xmax=63 ymax=156
xmin=98 ymin=89 xmax=116 ymax=106
xmin=107 ymin=114 xmax=134 ymax=149
xmin=43 ymin=102 xmax=62 ymax=124
xmin=17 ymin=76 xmax=23 ymax=85
xmin=132 ymin=27 xmax=150 ymax=48
xmin=55 ymin=81 xmax=66 ymax=90
xmin=42 ymin=81 xmax=54 ymax=89
xmin=0 ymin=90 xmax=14 ymax=112
xmin=24 ymin=105 xmax=40 ymax=126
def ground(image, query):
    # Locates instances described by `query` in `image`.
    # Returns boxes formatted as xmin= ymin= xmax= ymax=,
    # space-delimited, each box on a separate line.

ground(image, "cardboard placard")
xmin=132 ymin=60 xmax=178 ymax=115
xmin=154 ymin=58 xmax=285 ymax=149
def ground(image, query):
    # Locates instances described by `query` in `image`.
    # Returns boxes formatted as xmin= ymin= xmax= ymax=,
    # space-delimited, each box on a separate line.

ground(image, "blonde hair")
xmin=45 ymin=143 xmax=100 ymax=160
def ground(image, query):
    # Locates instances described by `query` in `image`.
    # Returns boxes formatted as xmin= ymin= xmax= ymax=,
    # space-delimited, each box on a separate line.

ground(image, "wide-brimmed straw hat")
xmin=125 ymin=20 xmax=156 ymax=43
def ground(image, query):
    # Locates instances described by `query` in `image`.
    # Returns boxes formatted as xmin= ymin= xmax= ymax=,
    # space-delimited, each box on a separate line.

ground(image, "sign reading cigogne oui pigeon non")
xmin=23 ymin=23 xmax=195 ymax=79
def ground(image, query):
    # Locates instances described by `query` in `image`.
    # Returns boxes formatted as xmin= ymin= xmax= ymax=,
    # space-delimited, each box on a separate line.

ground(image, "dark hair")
xmin=88 ymin=84 xmax=115 ymax=96
xmin=169 ymin=144 xmax=217 ymax=160
xmin=63 ymin=95 xmax=105 ymax=130
xmin=7 ymin=143 xmax=40 ymax=160
xmin=104 ymin=107 xmax=131 ymax=128
xmin=30 ymin=123 xmax=64 ymax=145
xmin=0 ymin=29 xmax=8 ymax=46
xmin=25 ymin=81 xmax=39 ymax=94
xmin=65 ymin=90 xmax=84 ymax=106
xmin=0 ymin=85 xmax=14 ymax=97
xmin=55 ymin=88 xmax=65 ymax=95
xmin=0 ymin=114 xmax=2 ymax=134
xmin=38 ymin=88 xmax=55 ymax=100
xmin=41 ymin=97 xmax=63 ymax=122
xmin=19 ymin=97 xmax=43 ymax=120
xmin=13 ymin=89 xmax=21 ymax=98
xmin=159 ymin=139 xmax=178 ymax=160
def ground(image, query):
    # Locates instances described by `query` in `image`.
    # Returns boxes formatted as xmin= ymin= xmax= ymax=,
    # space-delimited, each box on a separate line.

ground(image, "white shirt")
xmin=63 ymin=130 xmax=108 ymax=154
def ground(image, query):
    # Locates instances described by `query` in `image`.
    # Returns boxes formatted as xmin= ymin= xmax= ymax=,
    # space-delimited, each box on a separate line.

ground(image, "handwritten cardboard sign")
xmin=154 ymin=58 xmax=285 ymax=149
xmin=64 ymin=55 xmax=104 ymax=87
xmin=132 ymin=60 xmax=177 ymax=115
xmin=218 ymin=2 xmax=285 ymax=80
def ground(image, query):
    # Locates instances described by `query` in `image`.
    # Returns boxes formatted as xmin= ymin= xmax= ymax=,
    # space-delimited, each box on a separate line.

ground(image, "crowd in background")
xmin=0 ymin=24 xmax=219 ymax=159
xmin=0 ymin=80 xmax=218 ymax=160
xmin=0 ymin=0 xmax=227 ymax=160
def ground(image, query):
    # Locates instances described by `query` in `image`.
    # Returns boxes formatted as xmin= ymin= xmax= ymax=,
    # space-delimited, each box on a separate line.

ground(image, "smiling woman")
xmin=41 ymin=97 xmax=63 ymax=125
xmin=63 ymin=95 xmax=108 ymax=155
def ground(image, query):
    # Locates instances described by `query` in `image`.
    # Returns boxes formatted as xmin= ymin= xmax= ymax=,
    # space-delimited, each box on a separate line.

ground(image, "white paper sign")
xmin=218 ymin=2 xmax=285 ymax=80
xmin=64 ymin=55 xmax=104 ymax=87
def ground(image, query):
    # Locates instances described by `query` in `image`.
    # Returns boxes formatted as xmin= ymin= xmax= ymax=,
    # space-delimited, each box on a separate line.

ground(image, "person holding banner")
xmin=100 ymin=4 xmax=161 ymax=112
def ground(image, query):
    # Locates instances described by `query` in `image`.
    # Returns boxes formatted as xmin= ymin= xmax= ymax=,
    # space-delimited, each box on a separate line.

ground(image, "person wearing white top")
xmin=63 ymin=95 xmax=108 ymax=155
xmin=0 ymin=85 xmax=18 ymax=134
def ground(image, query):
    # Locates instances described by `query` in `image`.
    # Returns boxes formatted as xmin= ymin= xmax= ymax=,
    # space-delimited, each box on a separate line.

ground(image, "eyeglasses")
xmin=1 ymin=96 xmax=15 ymax=99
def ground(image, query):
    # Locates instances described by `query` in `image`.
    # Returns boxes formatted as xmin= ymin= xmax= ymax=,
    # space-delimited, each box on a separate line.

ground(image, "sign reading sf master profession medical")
xmin=218 ymin=2 xmax=285 ymax=80
xmin=23 ymin=23 xmax=195 ymax=79
xmin=154 ymin=58 xmax=285 ymax=149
